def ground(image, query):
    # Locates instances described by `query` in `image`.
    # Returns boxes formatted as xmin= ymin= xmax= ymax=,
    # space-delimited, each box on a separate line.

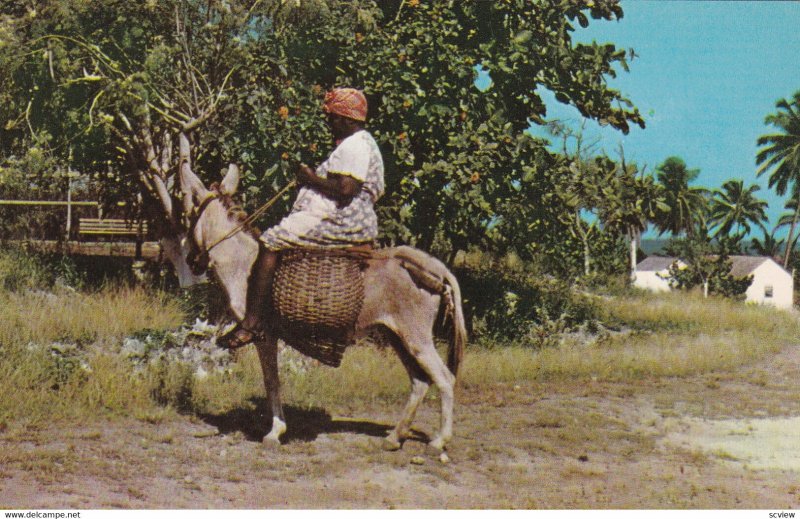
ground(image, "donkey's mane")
xmin=209 ymin=182 xmax=261 ymax=237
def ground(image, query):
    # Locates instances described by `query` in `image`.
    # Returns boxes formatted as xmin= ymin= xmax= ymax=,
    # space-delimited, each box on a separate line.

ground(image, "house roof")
xmin=728 ymin=255 xmax=770 ymax=277
xmin=636 ymin=256 xmax=679 ymax=272
xmin=636 ymin=255 xmax=787 ymax=276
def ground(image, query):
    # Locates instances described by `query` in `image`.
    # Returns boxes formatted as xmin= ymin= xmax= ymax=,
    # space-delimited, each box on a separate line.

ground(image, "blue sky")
xmin=527 ymin=1 xmax=800 ymax=237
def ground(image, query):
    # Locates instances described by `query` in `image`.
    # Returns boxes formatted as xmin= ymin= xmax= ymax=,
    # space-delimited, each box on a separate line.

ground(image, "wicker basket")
xmin=272 ymin=249 xmax=365 ymax=367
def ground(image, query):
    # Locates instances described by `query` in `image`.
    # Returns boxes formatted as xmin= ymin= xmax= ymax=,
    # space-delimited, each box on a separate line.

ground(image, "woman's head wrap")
xmin=323 ymin=88 xmax=368 ymax=122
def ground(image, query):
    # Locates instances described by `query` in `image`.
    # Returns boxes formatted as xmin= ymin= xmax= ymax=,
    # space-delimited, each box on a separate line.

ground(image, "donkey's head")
xmin=179 ymin=156 xmax=260 ymax=320
xmin=179 ymin=161 xmax=240 ymax=223
xmin=179 ymin=160 xmax=245 ymax=275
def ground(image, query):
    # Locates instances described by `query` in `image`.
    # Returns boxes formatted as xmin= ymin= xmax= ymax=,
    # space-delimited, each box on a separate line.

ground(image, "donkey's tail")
xmin=385 ymin=246 xmax=467 ymax=377
xmin=442 ymin=265 xmax=467 ymax=377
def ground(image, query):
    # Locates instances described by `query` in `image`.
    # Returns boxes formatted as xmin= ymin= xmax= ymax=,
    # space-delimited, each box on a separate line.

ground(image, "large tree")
xmin=598 ymin=147 xmax=665 ymax=281
xmin=773 ymin=192 xmax=800 ymax=264
xmin=757 ymin=91 xmax=800 ymax=268
xmin=654 ymin=156 xmax=708 ymax=238
xmin=1 ymin=0 xmax=644 ymax=280
xmin=0 ymin=0 xmax=298 ymax=284
xmin=750 ymin=228 xmax=784 ymax=263
xmin=708 ymin=180 xmax=767 ymax=241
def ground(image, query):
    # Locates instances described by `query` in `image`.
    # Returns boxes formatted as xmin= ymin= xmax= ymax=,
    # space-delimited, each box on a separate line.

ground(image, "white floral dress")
xmin=261 ymin=130 xmax=384 ymax=250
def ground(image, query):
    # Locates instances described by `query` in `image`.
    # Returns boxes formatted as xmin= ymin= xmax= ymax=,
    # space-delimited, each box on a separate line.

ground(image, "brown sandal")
xmin=217 ymin=324 xmax=260 ymax=350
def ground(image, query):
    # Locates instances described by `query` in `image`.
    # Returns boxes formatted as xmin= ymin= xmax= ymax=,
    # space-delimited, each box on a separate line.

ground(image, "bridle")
xmin=184 ymin=180 xmax=297 ymax=275
xmin=184 ymin=190 xmax=221 ymax=276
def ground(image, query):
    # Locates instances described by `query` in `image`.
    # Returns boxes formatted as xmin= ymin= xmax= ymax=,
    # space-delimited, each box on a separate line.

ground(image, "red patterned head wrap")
xmin=322 ymin=88 xmax=368 ymax=122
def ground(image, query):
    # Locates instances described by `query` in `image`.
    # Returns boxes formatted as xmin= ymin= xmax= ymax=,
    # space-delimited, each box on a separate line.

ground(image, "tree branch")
xmin=181 ymin=67 xmax=235 ymax=132
xmin=175 ymin=5 xmax=202 ymax=110
xmin=179 ymin=132 xmax=192 ymax=172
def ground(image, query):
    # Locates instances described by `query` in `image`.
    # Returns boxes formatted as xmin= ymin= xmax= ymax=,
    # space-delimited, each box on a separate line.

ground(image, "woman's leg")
xmin=219 ymin=248 xmax=277 ymax=349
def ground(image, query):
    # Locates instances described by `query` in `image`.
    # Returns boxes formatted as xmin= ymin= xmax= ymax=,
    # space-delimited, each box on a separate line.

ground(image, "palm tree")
xmin=751 ymin=228 xmax=785 ymax=263
xmin=774 ymin=194 xmax=800 ymax=264
xmin=654 ymin=156 xmax=708 ymax=237
xmin=599 ymin=147 xmax=666 ymax=280
xmin=708 ymin=180 xmax=768 ymax=240
xmin=756 ymin=91 xmax=800 ymax=268
xmin=556 ymin=157 xmax=605 ymax=276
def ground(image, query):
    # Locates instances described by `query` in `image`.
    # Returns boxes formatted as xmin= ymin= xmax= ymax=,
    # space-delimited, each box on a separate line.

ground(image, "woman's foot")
xmin=217 ymin=323 xmax=260 ymax=350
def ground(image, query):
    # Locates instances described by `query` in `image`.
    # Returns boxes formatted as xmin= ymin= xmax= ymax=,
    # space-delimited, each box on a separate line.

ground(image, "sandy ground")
xmin=2 ymin=344 xmax=800 ymax=509
xmin=666 ymin=416 xmax=800 ymax=472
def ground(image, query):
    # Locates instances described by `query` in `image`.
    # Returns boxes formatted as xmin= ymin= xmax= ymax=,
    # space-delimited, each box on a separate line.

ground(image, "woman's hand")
xmin=296 ymin=163 xmax=316 ymax=186
xmin=295 ymin=162 xmax=361 ymax=207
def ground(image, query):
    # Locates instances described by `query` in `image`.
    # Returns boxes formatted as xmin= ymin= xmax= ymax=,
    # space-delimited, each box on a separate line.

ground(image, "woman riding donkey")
xmin=218 ymin=87 xmax=384 ymax=349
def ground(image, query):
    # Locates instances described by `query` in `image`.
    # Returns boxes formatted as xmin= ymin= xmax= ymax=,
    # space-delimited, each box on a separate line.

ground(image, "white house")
xmin=633 ymin=256 xmax=685 ymax=293
xmin=729 ymin=256 xmax=794 ymax=309
xmin=634 ymin=255 xmax=794 ymax=309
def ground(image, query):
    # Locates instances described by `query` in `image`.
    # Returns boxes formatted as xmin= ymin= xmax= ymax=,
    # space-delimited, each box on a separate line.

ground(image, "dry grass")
xmin=196 ymin=291 xmax=800 ymax=412
xmin=281 ymin=346 xmax=410 ymax=407
xmin=0 ymin=286 xmax=184 ymax=346
xmin=0 ymin=286 xmax=185 ymax=425
xmin=3 ymin=281 xmax=800 ymax=508
xmin=461 ymin=291 xmax=800 ymax=384
xmin=190 ymin=345 xmax=411 ymax=417
xmin=2 ymin=285 xmax=798 ymax=427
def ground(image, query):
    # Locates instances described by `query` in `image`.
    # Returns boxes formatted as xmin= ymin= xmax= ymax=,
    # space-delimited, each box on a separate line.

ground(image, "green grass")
xmin=0 ymin=286 xmax=186 ymax=425
xmin=0 ymin=286 xmax=184 ymax=346
xmin=1 ymin=285 xmax=798 ymax=428
xmin=460 ymin=291 xmax=800 ymax=384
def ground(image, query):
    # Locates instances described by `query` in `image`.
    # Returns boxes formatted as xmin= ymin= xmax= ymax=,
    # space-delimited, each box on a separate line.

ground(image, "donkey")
xmin=178 ymin=162 xmax=467 ymax=452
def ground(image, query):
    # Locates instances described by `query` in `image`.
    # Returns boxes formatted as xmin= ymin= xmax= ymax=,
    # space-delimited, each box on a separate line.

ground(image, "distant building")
xmin=729 ymin=256 xmax=794 ymax=309
xmin=633 ymin=255 xmax=794 ymax=310
xmin=633 ymin=256 xmax=685 ymax=293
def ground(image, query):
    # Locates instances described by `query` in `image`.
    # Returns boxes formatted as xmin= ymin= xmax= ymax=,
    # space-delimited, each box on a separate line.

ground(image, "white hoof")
xmin=263 ymin=416 xmax=286 ymax=447
xmin=427 ymin=437 xmax=446 ymax=453
xmin=382 ymin=435 xmax=402 ymax=451
xmin=262 ymin=434 xmax=282 ymax=448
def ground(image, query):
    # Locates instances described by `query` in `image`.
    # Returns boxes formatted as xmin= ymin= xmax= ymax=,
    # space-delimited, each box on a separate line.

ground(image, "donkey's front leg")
xmin=255 ymin=334 xmax=286 ymax=446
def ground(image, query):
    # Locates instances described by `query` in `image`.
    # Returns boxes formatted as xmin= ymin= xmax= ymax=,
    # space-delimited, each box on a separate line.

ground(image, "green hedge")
xmin=456 ymin=264 xmax=601 ymax=347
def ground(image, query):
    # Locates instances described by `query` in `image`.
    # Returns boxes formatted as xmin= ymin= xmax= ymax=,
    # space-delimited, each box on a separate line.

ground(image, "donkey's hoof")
xmin=262 ymin=435 xmax=282 ymax=448
xmin=426 ymin=439 xmax=446 ymax=456
xmin=382 ymin=436 xmax=402 ymax=451
xmin=262 ymin=417 xmax=286 ymax=449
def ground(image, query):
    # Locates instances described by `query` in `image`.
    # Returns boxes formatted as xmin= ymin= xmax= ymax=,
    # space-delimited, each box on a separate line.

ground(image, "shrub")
xmin=664 ymin=235 xmax=753 ymax=298
xmin=178 ymin=280 xmax=232 ymax=324
xmin=457 ymin=263 xmax=600 ymax=347
xmin=0 ymin=246 xmax=77 ymax=291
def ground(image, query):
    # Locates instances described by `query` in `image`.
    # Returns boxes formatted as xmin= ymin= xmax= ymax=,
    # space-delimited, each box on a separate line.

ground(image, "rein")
xmin=206 ymin=180 xmax=297 ymax=253
xmin=186 ymin=180 xmax=296 ymax=273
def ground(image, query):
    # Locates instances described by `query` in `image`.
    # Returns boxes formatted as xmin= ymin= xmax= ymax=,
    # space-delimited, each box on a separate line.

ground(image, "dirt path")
xmin=2 ymin=345 xmax=800 ymax=509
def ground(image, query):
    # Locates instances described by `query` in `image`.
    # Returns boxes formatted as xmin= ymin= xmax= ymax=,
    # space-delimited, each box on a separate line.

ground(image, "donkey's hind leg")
xmin=384 ymin=332 xmax=431 ymax=451
xmin=254 ymin=333 xmax=286 ymax=446
xmin=400 ymin=332 xmax=456 ymax=452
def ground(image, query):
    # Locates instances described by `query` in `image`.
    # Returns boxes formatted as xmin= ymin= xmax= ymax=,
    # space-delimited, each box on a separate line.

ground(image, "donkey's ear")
xmin=219 ymin=164 xmax=240 ymax=196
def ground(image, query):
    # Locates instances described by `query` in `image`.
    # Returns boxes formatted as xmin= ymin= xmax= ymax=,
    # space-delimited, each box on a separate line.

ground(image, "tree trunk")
xmin=583 ymin=239 xmax=591 ymax=276
xmin=703 ymin=280 xmax=709 ymax=298
xmin=574 ymin=211 xmax=591 ymax=276
xmin=629 ymin=227 xmax=638 ymax=282
xmin=783 ymin=202 xmax=800 ymax=268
